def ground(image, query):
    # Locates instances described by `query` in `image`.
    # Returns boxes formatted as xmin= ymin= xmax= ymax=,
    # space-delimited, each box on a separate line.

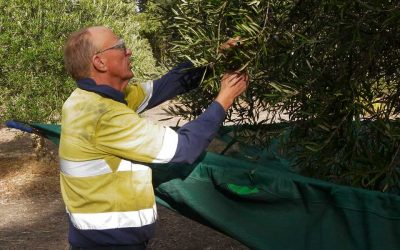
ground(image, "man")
xmin=60 ymin=26 xmax=249 ymax=249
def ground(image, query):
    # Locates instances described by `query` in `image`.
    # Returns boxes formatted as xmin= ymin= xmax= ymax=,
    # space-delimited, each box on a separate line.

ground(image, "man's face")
xmin=93 ymin=28 xmax=134 ymax=83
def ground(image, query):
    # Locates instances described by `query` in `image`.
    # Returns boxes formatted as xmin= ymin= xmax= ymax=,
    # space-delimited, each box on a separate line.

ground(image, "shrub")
xmin=0 ymin=0 xmax=158 ymax=123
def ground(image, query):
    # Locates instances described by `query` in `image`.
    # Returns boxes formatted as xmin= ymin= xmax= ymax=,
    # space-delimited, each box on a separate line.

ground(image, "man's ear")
xmin=92 ymin=55 xmax=107 ymax=72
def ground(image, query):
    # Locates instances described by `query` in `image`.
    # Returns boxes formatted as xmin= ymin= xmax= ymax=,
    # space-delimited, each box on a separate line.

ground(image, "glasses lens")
xmin=96 ymin=39 xmax=126 ymax=54
xmin=115 ymin=40 xmax=126 ymax=51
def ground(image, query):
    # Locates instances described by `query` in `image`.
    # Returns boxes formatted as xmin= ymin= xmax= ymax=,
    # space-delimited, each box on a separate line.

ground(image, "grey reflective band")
xmin=60 ymin=159 xmax=112 ymax=177
xmin=68 ymin=204 xmax=158 ymax=230
xmin=137 ymin=80 xmax=154 ymax=113
xmin=117 ymin=159 xmax=150 ymax=172
xmin=152 ymin=127 xmax=178 ymax=163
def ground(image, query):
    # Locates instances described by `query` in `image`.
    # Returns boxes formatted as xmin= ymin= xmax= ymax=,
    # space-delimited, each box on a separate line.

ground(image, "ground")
xmin=0 ymin=105 xmax=249 ymax=250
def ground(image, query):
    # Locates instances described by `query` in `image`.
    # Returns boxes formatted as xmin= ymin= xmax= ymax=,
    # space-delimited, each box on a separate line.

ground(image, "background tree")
xmin=0 ymin=0 xmax=158 ymax=123
xmin=136 ymin=0 xmax=149 ymax=12
xmin=147 ymin=0 xmax=400 ymax=192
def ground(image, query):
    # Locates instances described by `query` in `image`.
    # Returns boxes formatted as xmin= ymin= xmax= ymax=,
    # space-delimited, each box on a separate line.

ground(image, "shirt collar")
xmin=76 ymin=78 xmax=127 ymax=105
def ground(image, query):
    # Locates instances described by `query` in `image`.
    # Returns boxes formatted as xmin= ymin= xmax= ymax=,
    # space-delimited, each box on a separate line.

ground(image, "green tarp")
xmin=12 ymin=123 xmax=400 ymax=249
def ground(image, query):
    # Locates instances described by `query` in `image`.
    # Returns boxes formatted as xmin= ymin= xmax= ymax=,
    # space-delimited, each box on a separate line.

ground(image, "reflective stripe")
xmin=60 ymin=159 xmax=112 ymax=177
xmin=117 ymin=159 xmax=150 ymax=172
xmin=137 ymin=81 xmax=153 ymax=113
xmin=68 ymin=204 xmax=158 ymax=230
xmin=152 ymin=127 xmax=178 ymax=163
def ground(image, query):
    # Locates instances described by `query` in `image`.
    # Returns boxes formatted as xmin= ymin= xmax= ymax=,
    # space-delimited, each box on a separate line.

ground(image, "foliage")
xmin=149 ymin=0 xmax=400 ymax=192
xmin=0 ymin=0 xmax=158 ymax=123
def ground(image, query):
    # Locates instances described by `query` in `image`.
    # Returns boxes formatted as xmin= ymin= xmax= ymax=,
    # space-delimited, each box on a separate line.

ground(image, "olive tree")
xmin=148 ymin=0 xmax=400 ymax=192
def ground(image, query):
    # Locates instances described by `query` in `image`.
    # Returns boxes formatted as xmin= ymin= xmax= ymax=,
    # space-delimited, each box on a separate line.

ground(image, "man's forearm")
xmin=145 ymin=61 xmax=211 ymax=110
xmin=169 ymin=101 xmax=226 ymax=164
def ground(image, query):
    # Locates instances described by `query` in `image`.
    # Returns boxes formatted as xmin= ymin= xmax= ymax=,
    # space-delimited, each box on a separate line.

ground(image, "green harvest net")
xmin=9 ymin=123 xmax=400 ymax=250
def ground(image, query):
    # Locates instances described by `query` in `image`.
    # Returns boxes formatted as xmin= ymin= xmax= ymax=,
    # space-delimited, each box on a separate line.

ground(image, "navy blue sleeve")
xmin=170 ymin=101 xmax=226 ymax=164
xmin=146 ymin=61 xmax=211 ymax=110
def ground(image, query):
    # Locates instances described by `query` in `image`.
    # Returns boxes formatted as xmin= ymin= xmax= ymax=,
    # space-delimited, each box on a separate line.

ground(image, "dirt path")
xmin=0 ymin=122 xmax=248 ymax=250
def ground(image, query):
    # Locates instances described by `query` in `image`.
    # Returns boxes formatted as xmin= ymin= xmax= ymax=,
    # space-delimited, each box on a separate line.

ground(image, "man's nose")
xmin=126 ymin=48 xmax=132 ymax=56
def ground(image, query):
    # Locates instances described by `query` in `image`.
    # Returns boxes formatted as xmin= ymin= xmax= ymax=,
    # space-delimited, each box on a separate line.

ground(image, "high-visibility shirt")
xmin=59 ymin=62 xmax=226 ymax=247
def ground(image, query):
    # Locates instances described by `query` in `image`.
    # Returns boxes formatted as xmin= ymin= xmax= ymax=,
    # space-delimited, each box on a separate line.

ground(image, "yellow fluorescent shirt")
xmin=60 ymin=87 xmax=177 ymax=163
xmin=59 ymin=86 xmax=177 ymax=217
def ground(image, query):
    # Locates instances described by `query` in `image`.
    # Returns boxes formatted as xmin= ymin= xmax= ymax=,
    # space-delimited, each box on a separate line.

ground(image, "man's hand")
xmin=218 ymin=36 xmax=241 ymax=53
xmin=215 ymin=71 xmax=249 ymax=111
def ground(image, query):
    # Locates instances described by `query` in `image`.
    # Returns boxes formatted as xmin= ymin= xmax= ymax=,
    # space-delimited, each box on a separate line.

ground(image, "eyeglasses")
xmin=95 ymin=39 xmax=126 ymax=54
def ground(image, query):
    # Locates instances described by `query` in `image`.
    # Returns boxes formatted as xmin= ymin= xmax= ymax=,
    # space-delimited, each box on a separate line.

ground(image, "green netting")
xmin=152 ymin=152 xmax=400 ymax=250
xmin=29 ymin=123 xmax=400 ymax=250
xmin=32 ymin=123 xmax=61 ymax=145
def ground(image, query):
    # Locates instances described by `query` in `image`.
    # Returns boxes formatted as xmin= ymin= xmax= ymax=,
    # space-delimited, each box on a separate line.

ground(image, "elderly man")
xmin=60 ymin=26 xmax=248 ymax=249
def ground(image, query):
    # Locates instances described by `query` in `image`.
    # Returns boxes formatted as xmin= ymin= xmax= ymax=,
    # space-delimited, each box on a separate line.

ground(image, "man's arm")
xmin=125 ymin=61 xmax=210 ymax=113
xmin=147 ymin=61 xmax=211 ymax=110
xmin=96 ymin=72 xmax=248 ymax=165
xmin=170 ymin=72 xmax=249 ymax=163
xmin=126 ymin=37 xmax=242 ymax=113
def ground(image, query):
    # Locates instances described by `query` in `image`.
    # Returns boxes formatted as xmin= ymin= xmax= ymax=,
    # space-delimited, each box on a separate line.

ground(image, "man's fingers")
xmin=229 ymin=36 xmax=241 ymax=46
xmin=222 ymin=72 xmax=249 ymax=87
xmin=222 ymin=72 xmax=241 ymax=81
xmin=229 ymin=74 xmax=245 ymax=83
xmin=222 ymin=73 xmax=236 ymax=82
xmin=219 ymin=36 xmax=242 ymax=52
xmin=244 ymin=73 xmax=249 ymax=85
xmin=228 ymin=76 xmax=248 ymax=89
